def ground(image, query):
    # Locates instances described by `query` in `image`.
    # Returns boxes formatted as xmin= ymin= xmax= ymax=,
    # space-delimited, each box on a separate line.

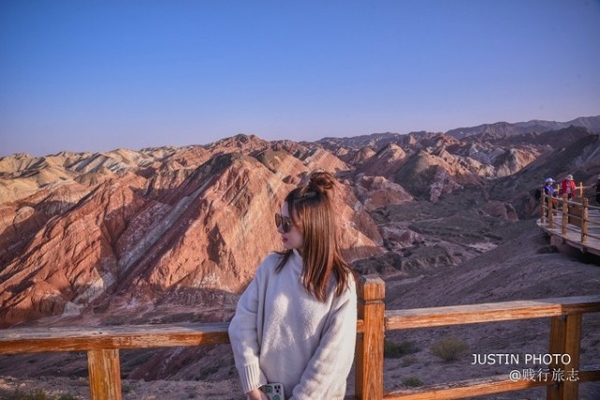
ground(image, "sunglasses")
xmin=275 ymin=213 xmax=293 ymax=233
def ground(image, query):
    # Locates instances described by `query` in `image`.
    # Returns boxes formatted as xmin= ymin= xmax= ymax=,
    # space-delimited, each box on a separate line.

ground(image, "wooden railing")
xmin=540 ymin=189 xmax=600 ymax=245
xmin=1 ymin=276 xmax=599 ymax=399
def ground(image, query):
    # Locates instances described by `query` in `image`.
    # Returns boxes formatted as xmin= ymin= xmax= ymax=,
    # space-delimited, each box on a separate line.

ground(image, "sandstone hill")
xmin=1 ymin=117 xmax=600 ymax=399
xmin=0 ymin=134 xmax=383 ymax=328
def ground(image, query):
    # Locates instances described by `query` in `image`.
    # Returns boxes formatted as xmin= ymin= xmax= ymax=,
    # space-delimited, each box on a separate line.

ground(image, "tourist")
xmin=228 ymin=171 xmax=357 ymax=400
xmin=544 ymin=178 xmax=556 ymax=197
xmin=543 ymin=178 xmax=558 ymax=215
xmin=561 ymin=174 xmax=577 ymax=200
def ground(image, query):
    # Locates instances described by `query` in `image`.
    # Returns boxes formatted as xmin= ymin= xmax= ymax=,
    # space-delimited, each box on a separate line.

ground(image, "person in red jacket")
xmin=561 ymin=174 xmax=577 ymax=200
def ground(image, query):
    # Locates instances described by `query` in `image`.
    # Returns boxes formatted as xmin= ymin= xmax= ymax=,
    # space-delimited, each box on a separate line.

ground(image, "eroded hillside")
xmin=1 ymin=125 xmax=600 ymax=328
xmin=1 ymin=120 xmax=600 ymax=398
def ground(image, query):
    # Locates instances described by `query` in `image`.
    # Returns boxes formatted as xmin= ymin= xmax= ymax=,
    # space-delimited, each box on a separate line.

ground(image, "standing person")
xmin=543 ymin=178 xmax=558 ymax=214
xmin=544 ymin=178 xmax=556 ymax=197
xmin=561 ymin=174 xmax=577 ymax=200
xmin=228 ymin=171 xmax=357 ymax=400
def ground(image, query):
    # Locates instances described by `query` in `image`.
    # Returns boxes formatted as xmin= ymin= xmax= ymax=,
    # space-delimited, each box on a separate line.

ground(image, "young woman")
xmin=228 ymin=171 xmax=357 ymax=400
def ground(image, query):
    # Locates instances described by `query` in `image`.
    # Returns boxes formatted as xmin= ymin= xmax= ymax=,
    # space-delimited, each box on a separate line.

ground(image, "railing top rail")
xmin=385 ymin=295 xmax=600 ymax=330
xmin=0 ymin=322 xmax=231 ymax=355
xmin=3 ymin=296 xmax=600 ymax=354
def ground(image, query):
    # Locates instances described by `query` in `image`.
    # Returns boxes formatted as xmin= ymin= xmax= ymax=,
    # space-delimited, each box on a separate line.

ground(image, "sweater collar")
xmin=290 ymin=249 xmax=303 ymax=272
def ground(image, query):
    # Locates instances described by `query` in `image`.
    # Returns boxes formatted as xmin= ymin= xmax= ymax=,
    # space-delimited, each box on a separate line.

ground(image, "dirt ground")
xmin=0 ymin=376 xmax=244 ymax=400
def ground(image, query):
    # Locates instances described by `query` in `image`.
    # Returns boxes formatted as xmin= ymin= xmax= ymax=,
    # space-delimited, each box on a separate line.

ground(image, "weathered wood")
xmin=579 ymin=369 xmax=600 ymax=382
xmin=384 ymin=375 xmax=551 ymax=399
xmin=581 ymin=198 xmax=588 ymax=244
xmin=355 ymin=275 xmax=385 ymax=400
xmin=88 ymin=349 xmax=121 ymax=400
xmin=547 ymin=316 xmax=567 ymax=400
xmin=356 ymin=319 xmax=364 ymax=334
xmin=541 ymin=191 xmax=546 ymax=224
xmin=569 ymin=199 xmax=583 ymax=228
xmin=562 ymin=314 xmax=582 ymax=400
xmin=562 ymin=197 xmax=568 ymax=235
xmin=547 ymin=314 xmax=582 ymax=400
xmin=548 ymin=194 xmax=554 ymax=228
xmin=0 ymin=322 xmax=231 ymax=354
xmin=385 ymin=296 xmax=600 ymax=330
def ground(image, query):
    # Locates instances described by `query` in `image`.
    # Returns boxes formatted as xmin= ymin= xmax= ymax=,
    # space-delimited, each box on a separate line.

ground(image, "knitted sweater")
xmin=228 ymin=250 xmax=357 ymax=400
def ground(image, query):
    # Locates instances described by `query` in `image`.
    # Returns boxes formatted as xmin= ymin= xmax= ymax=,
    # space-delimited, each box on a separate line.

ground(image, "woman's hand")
xmin=246 ymin=388 xmax=269 ymax=400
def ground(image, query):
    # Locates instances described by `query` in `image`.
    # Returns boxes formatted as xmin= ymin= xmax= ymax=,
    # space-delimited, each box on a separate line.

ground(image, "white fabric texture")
xmin=228 ymin=250 xmax=357 ymax=400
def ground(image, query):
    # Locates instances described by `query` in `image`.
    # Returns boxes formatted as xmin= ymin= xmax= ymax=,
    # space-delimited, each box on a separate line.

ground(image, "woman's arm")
xmin=228 ymin=260 xmax=270 ymax=394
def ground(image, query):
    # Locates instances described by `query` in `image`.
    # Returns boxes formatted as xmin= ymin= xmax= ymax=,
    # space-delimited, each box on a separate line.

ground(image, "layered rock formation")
xmin=1 ymin=121 xmax=599 ymax=328
xmin=0 ymin=135 xmax=383 ymax=327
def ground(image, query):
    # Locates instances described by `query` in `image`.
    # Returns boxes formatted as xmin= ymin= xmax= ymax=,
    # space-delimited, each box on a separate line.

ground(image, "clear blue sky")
xmin=1 ymin=0 xmax=600 ymax=157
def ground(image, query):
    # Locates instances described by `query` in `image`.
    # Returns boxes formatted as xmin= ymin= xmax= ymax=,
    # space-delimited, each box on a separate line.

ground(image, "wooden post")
xmin=88 ymin=349 xmax=122 ymax=400
xmin=563 ymin=194 xmax=571 ymax=227
xmin=562 ymin=195 xmax=568 ymax=235
xmin=541 ymin=191 xmax=546 ymax=224
xmin=581 ymin=198 xmax=588 ymax=244
xmin=547 ymin=314 xmax=582 ymax=400
xmin=548 ymin=194 xmax=554 ymax=228
xmin=355 ymin=275 xmax=385 ymax=400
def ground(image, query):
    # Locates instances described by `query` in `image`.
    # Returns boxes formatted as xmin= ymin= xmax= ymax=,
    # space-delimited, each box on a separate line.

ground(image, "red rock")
xmin=0 ymin=144 xmax=382 ymax=327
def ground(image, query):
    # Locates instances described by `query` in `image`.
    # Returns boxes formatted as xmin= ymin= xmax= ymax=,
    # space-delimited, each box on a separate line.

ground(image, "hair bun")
xmin=308 ymin=170 xmax=335 ymax=193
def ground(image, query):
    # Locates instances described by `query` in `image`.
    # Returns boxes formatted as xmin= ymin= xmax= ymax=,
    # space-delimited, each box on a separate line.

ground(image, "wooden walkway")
xmin=537 ymin=205 xmax=600 ymax=258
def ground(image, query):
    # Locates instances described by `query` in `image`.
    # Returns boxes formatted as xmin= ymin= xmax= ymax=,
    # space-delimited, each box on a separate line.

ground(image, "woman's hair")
xmin=276 ymin=170 xmax=354 ymax=301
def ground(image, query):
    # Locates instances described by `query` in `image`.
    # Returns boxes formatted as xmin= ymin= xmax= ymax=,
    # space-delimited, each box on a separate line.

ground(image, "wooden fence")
xmin=540 ymin=190 xmax=600 ymax=250
xmin=1 ymin=276 xmax=599 ymax=399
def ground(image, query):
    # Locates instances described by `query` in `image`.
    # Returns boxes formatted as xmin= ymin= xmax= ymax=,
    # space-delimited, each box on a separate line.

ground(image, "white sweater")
xmin=228 ymin=250 xmax=357 ymax=400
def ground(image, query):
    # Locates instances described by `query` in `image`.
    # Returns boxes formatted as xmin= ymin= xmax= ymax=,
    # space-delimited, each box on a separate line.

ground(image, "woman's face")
xmin=278 ymin=202 xmax=303 ymax=251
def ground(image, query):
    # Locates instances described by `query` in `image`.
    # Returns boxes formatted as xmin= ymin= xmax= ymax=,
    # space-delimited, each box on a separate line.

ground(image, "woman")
xmin=228 ymin=171 xmax=357 ymax=400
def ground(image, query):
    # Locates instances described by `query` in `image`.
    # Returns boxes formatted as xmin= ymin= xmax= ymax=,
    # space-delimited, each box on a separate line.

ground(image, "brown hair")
xmin=276 ymin=171 xmax=354 ymax=301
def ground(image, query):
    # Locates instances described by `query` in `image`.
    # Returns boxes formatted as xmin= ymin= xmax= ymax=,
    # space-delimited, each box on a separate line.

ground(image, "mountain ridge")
xmin=2 ymin=123 xmax=599 ymax=327
xmin=1 ymin=117 xmax=600 ymax=399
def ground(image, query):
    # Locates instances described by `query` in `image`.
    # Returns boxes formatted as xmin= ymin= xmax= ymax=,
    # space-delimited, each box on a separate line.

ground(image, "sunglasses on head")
xmin=275 ymin=213 xmax=293 ymax=233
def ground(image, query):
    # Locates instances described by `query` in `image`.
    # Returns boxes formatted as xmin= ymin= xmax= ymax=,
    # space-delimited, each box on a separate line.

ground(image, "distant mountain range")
xmin=444 ymin=115 xmax=600 ymax=140
xmin=317 ymin=115 xmax=600 ymax=149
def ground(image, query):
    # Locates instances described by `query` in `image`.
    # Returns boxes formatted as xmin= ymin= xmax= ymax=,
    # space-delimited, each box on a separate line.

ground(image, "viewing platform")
xmin=537 ymin=192 xmax=600 ymax=258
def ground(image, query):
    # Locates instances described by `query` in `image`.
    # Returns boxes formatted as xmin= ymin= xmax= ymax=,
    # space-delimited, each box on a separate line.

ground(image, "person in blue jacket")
xmin=544 ymin=178 xmax=556 ymax=197
xmin=543 ymin=178 xmax=558 ymax=215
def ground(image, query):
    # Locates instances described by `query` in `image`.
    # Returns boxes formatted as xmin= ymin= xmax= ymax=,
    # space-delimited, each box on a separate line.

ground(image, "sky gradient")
xmin=1 ymin=0 xmax=600 ymax=157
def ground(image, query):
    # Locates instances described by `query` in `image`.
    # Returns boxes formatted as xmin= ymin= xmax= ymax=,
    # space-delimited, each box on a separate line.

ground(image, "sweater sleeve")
xmin=291 ymin=279 xmax=358 ymax=399
xmin=228 ymin=259 xmax=269 ymax=393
